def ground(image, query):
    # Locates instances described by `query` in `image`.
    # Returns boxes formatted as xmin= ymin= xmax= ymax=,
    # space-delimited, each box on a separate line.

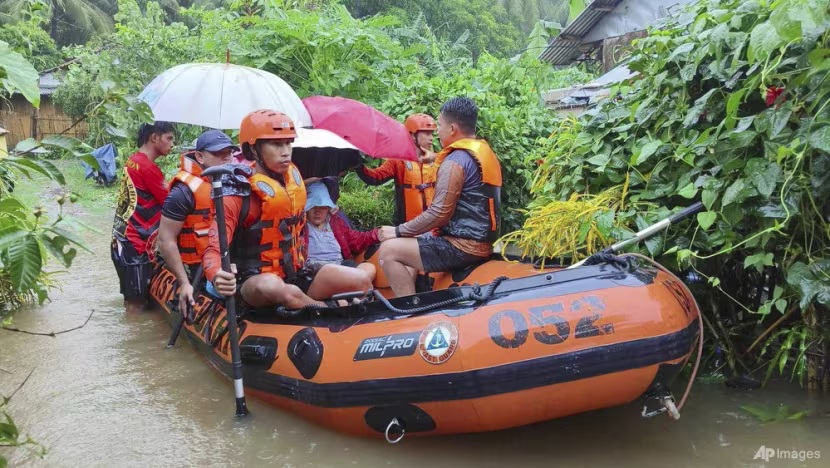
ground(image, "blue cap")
xmin=196 ymin=130 xmax=239 ymax=152
xmin=305 ymin=182 xmax=337 ymax=212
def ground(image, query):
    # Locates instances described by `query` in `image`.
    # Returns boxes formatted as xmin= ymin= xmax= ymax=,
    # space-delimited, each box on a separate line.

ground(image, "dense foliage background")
xmin=509 ymin=0 xmax=830 ymax=389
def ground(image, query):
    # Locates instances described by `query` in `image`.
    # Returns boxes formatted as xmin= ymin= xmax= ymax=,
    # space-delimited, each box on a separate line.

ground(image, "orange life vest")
xmin=401 ymin=160 xmax=437 ymax=222
xmin=435 ymin=138 xmax=502 ymax=243
xmin=169 ymin=154 xmax=213 ymax=265
xmin=232 ymin=164 xmax=307 ymax=280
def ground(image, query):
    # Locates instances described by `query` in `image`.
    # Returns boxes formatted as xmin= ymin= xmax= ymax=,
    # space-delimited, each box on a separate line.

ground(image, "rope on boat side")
xmin=622 ymin=253 xmax=704 ymax=413
xmin=372 ymin=276 xmax=511 ymax=315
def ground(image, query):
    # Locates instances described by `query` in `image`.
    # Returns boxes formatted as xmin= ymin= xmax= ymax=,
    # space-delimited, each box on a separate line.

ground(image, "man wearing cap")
xmin=303 ymin=182 xmax=378 ymax=282
xmin=158 ymin=129 xmax=237 ymax=313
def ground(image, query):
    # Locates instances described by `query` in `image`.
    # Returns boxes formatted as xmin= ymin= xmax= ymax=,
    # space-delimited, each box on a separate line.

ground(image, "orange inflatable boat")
xmin=149 ymin=252 xmax=700 ymax=440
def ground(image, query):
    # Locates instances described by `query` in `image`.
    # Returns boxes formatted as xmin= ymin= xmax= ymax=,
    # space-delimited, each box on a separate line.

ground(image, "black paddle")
xmin=202 ymin=164 xmax=249 ymax=417
xmin=569 ymin=202 xmax=705 ymax=269
xmin=167 ymin=264 xmax=204 ymax=347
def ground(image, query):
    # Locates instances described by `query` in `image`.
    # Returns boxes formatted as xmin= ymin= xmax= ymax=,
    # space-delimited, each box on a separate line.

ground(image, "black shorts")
xmin=111 ymin=238 xmax=152 ymax=301
xmin=417 ymin=236 xmax=488 ymax=273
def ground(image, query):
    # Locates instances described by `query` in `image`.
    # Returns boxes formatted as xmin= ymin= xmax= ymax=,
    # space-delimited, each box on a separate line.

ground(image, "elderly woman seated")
xmin=303 ymin=182 xmax=378 ymax=282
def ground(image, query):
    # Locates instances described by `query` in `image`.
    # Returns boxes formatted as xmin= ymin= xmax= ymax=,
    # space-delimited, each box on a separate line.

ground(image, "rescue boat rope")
xmin=622 ymin=253 xmax=704 ymax=412
xmin=371 ymin=276 xmax=511 ymax=315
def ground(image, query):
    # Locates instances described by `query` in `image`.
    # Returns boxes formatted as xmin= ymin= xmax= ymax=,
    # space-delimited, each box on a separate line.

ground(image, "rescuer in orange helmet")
xmin=356 ymin=113 xmax=438 ymax=225
xmin=203 ymin=110 xmax=372 ymax=309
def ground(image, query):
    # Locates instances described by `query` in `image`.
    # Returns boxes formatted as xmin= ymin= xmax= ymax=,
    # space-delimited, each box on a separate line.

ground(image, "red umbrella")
xmin=302 ymin=96 xmax=418 ymax=161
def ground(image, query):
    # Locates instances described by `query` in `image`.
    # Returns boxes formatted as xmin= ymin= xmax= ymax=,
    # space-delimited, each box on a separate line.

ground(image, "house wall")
xmin=0 ymin=95 xmax=88 ymax=147
xmin=582 ymin=0 xmax=694 ymax=43
xmin=601 ymin=30 xmax=648 ymax=73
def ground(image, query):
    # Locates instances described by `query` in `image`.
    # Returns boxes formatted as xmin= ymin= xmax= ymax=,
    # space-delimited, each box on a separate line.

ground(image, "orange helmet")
xmin=239 ymin=109 xmax=297 ymax=145
xmin=404 ymin=113 xmax=437 ymax=134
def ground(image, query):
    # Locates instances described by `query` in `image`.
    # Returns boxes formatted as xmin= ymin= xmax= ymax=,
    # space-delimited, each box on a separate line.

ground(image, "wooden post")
xmin=31 ymin=106 xmax=39 ymax=140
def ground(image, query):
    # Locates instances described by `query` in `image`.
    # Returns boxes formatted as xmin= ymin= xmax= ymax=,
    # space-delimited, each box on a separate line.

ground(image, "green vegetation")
xmin=509 ymin=0 xmax=830 ymax=389
xmin=50 ymin=0 xmax=589 ymax=233
xmin=336 ymin=171 xmax=394 ymax=230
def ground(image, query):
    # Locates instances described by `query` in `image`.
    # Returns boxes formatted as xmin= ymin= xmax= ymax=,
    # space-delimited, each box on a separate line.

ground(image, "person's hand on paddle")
xmin=378 ymin=226 xmax=397 ymax=242
xmin=214 ymin=263 xmax=238 ymax=296
xmin=178 ymin=282 xmax=195 ymax=316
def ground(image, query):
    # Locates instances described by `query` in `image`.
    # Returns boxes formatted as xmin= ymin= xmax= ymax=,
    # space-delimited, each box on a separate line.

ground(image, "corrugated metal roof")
xmin=38 ymin=72 xmax=62 ymax=95
xmin=538 ymin=0 xmax=695 ymax=66
xmin=538 ymin=0 xmax=624 ymax=65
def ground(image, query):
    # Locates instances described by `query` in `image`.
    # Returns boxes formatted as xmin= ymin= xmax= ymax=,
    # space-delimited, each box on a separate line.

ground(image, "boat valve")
xmin=641 ymin=394 xmax=680 ymax=420
xmin=385 ymin=418 xmax=405 ymax=444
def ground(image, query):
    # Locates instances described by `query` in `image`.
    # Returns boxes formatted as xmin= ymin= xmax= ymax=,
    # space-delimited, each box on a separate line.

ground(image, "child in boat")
xmin=203 ymin=110 xmax=373 ymax=309
xmin=303 ymin=182 xmax=377 ymax=282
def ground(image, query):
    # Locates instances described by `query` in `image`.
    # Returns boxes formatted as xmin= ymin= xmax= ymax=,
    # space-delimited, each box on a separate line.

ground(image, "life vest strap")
xmin=402 ymin=182 xmax=436 ymax=191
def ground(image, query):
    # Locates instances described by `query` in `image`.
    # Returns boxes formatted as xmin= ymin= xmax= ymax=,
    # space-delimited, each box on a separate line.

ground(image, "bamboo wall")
xmin=0 ymin=95 xmax=88 ymax=148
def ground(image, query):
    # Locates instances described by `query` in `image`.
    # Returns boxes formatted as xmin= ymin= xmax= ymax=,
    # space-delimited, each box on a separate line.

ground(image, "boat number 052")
xmin=488 ymin=296 xmax=615 ymax=349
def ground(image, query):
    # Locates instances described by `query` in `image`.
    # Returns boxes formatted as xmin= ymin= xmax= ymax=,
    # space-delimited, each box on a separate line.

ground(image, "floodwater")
xmin=2 ymin=212 xmax=830 ymax=468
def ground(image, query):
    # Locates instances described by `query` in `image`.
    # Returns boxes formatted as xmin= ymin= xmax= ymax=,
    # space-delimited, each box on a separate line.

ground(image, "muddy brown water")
xmin=2 ymin=211 xmax=830 ymax=467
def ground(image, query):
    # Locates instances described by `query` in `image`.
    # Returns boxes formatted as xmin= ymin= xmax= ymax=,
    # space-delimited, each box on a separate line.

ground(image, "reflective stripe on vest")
xmin=171 ymin=165 xmax=213 ymax=265
xmin=232 ymin=164 xmax=307 ymax=280
xmin=400 ymin=160 xmax=437 ymax=222
xmin=435 ymin=138 xmax=502 ymax=243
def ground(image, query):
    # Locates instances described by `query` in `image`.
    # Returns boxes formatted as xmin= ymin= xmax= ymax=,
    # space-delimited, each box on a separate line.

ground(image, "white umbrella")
xmin=138 ymin=62 xmax=313 ymax=129
xmin=293 ymin=128 xmax=358 ymax=150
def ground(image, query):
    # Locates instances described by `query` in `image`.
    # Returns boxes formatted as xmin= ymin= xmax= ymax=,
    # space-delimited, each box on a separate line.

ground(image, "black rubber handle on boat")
xmin=669 ymin=201 xmax=704 ymax=224
xmin=167 ymin=264 xmax=204 ymax=348
xmin=201 ymin=165 xmax=234 ymax=177
xmin=209 ymin=172 xmax=249 ymax=417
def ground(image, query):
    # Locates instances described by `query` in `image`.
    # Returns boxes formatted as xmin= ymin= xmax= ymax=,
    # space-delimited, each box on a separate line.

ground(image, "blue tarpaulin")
xmin=81 ymin=143 xmax=118 ymax=186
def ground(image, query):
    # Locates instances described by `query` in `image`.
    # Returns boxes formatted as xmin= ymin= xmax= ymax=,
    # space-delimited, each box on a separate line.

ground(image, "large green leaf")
xmin=0 ymin=198 xmax=28 ymax=219
xmin=41 ymin=234 xmax=77 ymax=268
xmin=809 ymin=126 xmax=830 ymax=152
xmin=0 ymin=41 xmax=40 ymax=107
xmin=702 ymin=189 xmax=718 ymax=210
xmin=41 ymin=135 xmax=92 ymax=157
xmin=769 ymin=102 xmax=793 ymax=138
xmin=6 ymin=233 xmax=42 ymax=292
xmin=697 ymin=211 xmax=718 ymax=230
xmin=6 ymin=157 xmax=66 ymax=184
xmin=633 ymin=139 xmax=662 ymax=165
xmin=748 ymin=21 xmax=784 ymax=63
xmin=0 ymin=224 xmax=28 ymax=252
xmin=46 ymin=226 xmax=91 ymax=252
xmin=722 ymin=178 xmax=747 ymax=207
xmin=786 ymin=260 xmax=830 ymax=310
xmin=683 ymin=89 xmax=718 ymax=127
xmin=13 ymin=138 xmax=39 ymax=154
xmin=770 ymin=0 xmax=804 ymax=42
xmin=745 ymin=159 xmax=782 ymax=197
xmin=0 ymin=420 xmax=18 ymax=441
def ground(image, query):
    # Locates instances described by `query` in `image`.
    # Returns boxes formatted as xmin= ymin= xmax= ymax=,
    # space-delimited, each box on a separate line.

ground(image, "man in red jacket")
xmin=111 ymin=121 xmax=175 ymax=313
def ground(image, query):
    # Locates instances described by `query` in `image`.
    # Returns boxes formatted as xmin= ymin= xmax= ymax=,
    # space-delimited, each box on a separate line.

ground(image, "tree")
xmin=494 ymin=0 xmax=578 ymax=34
xmin=0 ymin=17 xmax=63 ymax=70
xmin=343 ymin=0 xmax=523 ymax=59
xmin=0 ymin=0 xmax=113 ymax=46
